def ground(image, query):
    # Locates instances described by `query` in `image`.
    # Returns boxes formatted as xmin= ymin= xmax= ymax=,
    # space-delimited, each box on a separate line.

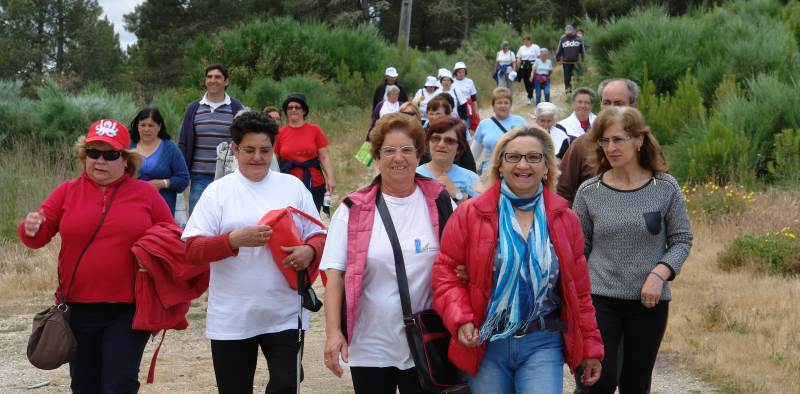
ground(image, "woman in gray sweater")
xmin=572 ymin=106 xmax=693 ymax=394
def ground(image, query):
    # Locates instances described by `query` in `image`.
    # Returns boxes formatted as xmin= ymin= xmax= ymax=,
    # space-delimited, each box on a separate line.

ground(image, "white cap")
xmin=453 ymin=61 xmax=467 ymax=71
xmin=438 ymin=69 xmax=453 ymax=81
xmin=385 ymin=67 xmax=399 ymax=77
xmin=508 ymin=70 xmax=518 ymax=81
xmin=424 ymin=76 xmax=438 ymax=87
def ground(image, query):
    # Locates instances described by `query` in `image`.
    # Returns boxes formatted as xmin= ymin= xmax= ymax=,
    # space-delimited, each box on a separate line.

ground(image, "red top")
xmin=580 ymin=118 xmax=590 ymax=131
xmin=274 ymin=122 xmax=329 ymax=187
xmin=432 ymin=181 xmax=604 ymax=375
xmin=19 ymin=172 xmax=174 ymax=303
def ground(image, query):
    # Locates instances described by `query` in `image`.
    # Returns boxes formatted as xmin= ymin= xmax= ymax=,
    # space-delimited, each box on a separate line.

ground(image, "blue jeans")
xmin=189 ymin=173 xmax=214 ymax=215
xmin=468 ymin=329 xmax=564 ymax=394
xmin=534 ymin=78 xmax=551 ymax=104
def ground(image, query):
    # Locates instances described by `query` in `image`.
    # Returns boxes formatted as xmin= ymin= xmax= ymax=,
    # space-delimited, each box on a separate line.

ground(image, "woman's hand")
xmin=457 ymin=322 xmax=480 ymax=348
xmin=454 ymin=265 xmax=469 ymax=284
xmin=641 ymin=265 xmax=670 ymax=308
xmin=147 ymin=179 xmax=167 ymax=190
xmin=326 ymin=178 xmax=336 ymax=194
xmin=437 ymin=175 xmax=459 ymax=199
xmin=23 ymin=210 xmax=45 ymax=237
xmin=280 ymin=245 xmax=314 ymax=270
xmin=580 ymin=358 xmax=602 ymax=386
xmin=324 ymin=330 xmax=349 ymax=377
xmin=228 ymin=225 xmax=272 ymax=249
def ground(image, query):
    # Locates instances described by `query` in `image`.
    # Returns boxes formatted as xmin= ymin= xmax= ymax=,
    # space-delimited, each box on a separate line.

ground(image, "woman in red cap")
xmin=19 ymin=119 xmax=175 ymax=392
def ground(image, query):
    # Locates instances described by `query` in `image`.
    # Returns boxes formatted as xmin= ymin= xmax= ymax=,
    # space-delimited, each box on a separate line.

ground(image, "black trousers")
xmin=210 ymin=329 xmax=304 ymax=394
xmin=351 ymin=366 xmax=429 ymax=394
xmin=309 ymin=184 xmax=326 ymax=212
xmin=68 ymin=303 xmax=150 ymax=394
xmin=563 ymin=63 xmax=578 ymax=91
xmin=586 ymin=295 xmax=669 ymax=394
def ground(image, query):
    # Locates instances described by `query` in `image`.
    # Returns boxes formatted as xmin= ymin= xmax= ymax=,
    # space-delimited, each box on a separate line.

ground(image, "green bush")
xmin=767 ymin=129 xmax=800 ymax=184
xmin=638 ymin=68 xmax=706 ymax=145
xmin=470 ymin=21 xmax=521 ymax=60
xmin=667 ymin=120 xmax=755 ymax=184
xmin=717 ymin=228 xmax=800 ymax=276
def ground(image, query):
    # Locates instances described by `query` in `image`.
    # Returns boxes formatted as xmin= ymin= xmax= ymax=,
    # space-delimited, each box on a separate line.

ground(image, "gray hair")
xmin=534 ymin=102 xmax=558 ymax=118
xmin=597 ymin=78 xmax=639 ymax=105
xmin=540 ymin=48 xmax=549 ymax=54
xmin=385 ymin=85 xmax=401 ymax=95
xmin=571 ymin=87 xmax=597 ymax=104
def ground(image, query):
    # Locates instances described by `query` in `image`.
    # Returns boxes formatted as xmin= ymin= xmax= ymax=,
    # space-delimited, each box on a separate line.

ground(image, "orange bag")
xmin=257 ymin=206 xmax=327 ymax=290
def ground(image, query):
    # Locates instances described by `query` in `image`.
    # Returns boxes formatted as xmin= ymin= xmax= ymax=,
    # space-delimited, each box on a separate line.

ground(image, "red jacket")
xmin=432 ymin=181 xmax=604 ymax=375
xmin=131 ymin=222 xmax=209 ymax=332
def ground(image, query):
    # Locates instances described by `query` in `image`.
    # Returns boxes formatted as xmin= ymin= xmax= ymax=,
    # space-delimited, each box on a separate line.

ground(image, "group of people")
xmin=18 ymin=57 xmax=693 ymax=394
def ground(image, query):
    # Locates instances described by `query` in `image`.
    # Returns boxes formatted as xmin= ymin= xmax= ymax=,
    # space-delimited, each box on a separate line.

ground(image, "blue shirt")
xmin=474 ymin=115 xmax=527 ymax=173
xmin=416 ymin=163 xmax=481 ymax=197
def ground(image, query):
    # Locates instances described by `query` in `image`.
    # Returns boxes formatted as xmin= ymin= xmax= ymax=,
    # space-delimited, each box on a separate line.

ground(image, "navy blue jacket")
xmin=178 ymin=97 xmax=244 ymax=170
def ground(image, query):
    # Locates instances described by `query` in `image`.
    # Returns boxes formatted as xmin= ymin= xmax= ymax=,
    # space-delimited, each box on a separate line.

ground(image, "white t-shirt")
xmin=182 ymin=169 xmax=326 ymax=340
xmin=379 ymin=100 xmax=400 ymax=118
xmin=517 ymin=44 xmax=541 ymax=62
xmin=320 ymin=187 xmax=439 ymax=369
xmin=434 ymin=88 xmax=464 ymax=119
xmin=453 ymin=78 xmax=477 ymax=102
xmin=414 ymin=88 xmax=438 ymax=119
xmin=496 ymin=50 xmax=516 ymax=65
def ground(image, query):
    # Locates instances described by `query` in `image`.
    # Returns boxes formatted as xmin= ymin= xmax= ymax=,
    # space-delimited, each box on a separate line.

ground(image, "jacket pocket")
xmin=643 ymin=211 xmax=662 ymax=235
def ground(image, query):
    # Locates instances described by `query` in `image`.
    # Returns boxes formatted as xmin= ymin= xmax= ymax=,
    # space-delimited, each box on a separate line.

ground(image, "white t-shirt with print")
xmin=320 ymin=187 xmax=440 ymax=369
xmin=182 ymin=169 xmax=326 ymax=340
xmin=517 ymin=44 xmax=541 ymax=62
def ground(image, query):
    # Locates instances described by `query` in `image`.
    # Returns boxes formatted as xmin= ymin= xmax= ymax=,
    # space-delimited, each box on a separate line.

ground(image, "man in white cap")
xmin=412 ymin=76 xmax=440 ymax=120
xmin=453 ymin=61 xmax=479 ymax=132
xmin=372 ymin=66 xmax=409 ymax=109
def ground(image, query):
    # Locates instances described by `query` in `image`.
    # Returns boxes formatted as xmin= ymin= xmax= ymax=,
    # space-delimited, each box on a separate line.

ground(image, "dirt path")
xmin=0 ymin=78 xmax=718 ymax=393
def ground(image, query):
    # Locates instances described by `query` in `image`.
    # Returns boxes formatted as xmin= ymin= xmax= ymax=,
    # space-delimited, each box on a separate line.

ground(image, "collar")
xmin=200 ymin=93 xmax=231 ymax=106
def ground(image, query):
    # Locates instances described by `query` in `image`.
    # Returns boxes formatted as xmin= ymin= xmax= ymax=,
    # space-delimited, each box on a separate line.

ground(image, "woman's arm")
xmin=660 ymin=183 xmax=694 ymax=279
xmin=571 ymin=186 xmax=593 ymax=257
xmin=323 ymin=269 xmax=349 ymax=377
xmin=318 ymin=147 xmax=336 ymax=193
xmin=168 ymin=141 xmax=190 ymax=192
xmin=18 ymin=182 xmax=69 ymax=248
xmin=431 ymin=207 xmax=475 ymax=336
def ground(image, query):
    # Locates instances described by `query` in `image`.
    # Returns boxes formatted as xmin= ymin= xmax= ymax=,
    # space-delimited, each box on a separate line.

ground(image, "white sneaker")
xmin=527 ymin=98 xmax=532 ymax=105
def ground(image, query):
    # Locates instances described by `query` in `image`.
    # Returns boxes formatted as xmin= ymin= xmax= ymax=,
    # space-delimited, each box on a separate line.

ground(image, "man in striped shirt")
xmin=178 ymin=64 xmax=244 ymax=214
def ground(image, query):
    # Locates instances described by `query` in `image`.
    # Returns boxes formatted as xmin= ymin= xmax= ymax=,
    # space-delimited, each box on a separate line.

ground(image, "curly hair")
xmin=230 ymin=111 xmax=279 ymax=145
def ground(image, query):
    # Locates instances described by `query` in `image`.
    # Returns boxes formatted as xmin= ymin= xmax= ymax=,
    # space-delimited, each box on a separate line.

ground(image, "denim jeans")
xmin=468 ymin=329 xmax=564 ymax=394
xmin=534 ymin=79 xmax=551 ymax=104
xmin=189 ymin=173 xmax=214 ymax=215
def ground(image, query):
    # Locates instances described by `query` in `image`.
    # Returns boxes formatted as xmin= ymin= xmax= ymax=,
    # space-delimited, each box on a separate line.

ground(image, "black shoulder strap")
xmin=375 ymin=192 xmax=413 ymax=318
xmin=57 ymin=184 xmax=121 ymax=304
xmin=491 ymin=116 xmax=508 ymax=133
xmin=434 ymin=189 xmax=453 ymax=239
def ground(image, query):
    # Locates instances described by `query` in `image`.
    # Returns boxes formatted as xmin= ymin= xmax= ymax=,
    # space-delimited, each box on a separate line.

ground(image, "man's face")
xmin=572 ymin=93 xmax=593 ymax=120
xmin=205 ymin=69 xmax=228 ymax=95
xmin=601 ymin=81 xmax=633 ymax=109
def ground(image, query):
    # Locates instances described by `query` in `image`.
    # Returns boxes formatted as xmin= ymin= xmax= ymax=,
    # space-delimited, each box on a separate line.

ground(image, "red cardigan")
xmin=432 ymin=181 xmax=604 ymax=375
xmin=18 ymin=173 xmax=174 ymax=303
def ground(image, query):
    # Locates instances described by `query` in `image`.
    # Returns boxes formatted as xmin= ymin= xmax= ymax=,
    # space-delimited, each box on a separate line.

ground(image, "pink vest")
xmin=342 ymin=177 xmax=444 ymax=342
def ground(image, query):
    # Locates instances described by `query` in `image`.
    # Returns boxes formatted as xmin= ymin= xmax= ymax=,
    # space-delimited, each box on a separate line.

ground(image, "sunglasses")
xmin=286 ymin=105 xmax=304 ymax=111
xmin=430 ymin=135 xmax=458 ymax=146
xmin=86 ymin=148 xmax=123 ymax=161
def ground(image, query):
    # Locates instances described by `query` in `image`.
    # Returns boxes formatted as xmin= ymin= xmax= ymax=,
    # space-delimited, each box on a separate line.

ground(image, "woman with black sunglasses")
xmin=19 ymin=119 xmax=175 ymax=392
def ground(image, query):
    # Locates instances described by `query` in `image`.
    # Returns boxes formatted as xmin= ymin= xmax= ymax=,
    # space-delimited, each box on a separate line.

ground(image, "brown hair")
xmin=74 ymin=136 xmax=142 ymax=177
xmin=262 ymin=105 xmax=280 ymax=116
xmin=587 ymin=106 xmax=668 ymax=173
xmin=491 ymin=87 xmax=513 ymax=106
xmin=426 ymin=96 xmax=452 ymax=115
xmin=486 ymin=125 xmax=560 ymax=190
xmin=426 ymin=117 xmax=469 ymax=155
xmin=399 ymin=101 xmax=421 ymax=121
xmin=370 ymin=113 xmax=426 ymax=161
xmin=522 ymin=34 xmax=531 ymax=41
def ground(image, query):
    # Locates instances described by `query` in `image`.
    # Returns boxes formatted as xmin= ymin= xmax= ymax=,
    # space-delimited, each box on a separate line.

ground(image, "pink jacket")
xmin=341 ymin=176 xmax=445 ymax=342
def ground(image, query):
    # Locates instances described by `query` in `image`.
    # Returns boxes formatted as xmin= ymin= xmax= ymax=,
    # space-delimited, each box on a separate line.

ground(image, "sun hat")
xmin=385 ymin=67 xmax=399 ymax=77
xmin=282 ymin=93 xmax=309 ymax=115
xmin=439 ymin=69 xmax=454 ymax=81
xmin=424 ymin=76 xmax=438 ymax=87
xmin=453 ymin=61 xmax=467 ymax=71
xmin=86 ymin=119 xmax=130 ymax=150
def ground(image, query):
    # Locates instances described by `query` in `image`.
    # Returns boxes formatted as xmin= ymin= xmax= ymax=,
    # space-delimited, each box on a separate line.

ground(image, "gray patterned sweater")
xmin=572 ymin=172 xmax=693 ymax=301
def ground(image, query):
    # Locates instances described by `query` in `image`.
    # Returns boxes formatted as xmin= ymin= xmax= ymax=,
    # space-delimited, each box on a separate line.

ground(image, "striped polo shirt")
xmin=191 ymin=94 xmax=235 ymax=175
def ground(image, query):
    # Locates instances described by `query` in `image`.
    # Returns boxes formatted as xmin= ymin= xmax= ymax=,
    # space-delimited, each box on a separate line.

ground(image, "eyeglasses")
xmin=381 ymin=145 xmax=417 ymax=157
xmin=86 ymin=148 xmax=122 ymax=161
xmin=430 ymin=135 xmax=458 ymax=146
xmin=239 ymin=146 xmax=274 ymax=155
xmin=503 ymin=152 xmax=543 ymax=163
xmin=597 ymin=135 xmax=633 ymax=148
xmin=286 ymin=105 xmax=304 ymax=111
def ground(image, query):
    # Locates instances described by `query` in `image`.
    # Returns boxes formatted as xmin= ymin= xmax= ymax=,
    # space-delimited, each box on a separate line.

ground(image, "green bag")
xmin=355 ymin=141 xmax=373 ymax=166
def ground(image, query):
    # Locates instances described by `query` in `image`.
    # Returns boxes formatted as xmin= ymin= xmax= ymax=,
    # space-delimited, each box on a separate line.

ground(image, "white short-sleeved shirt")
xmin=320 ymin=187 xmax=439 ymax=369
xmin=496 ymin=50 xmax=516 ymax=65
xmin=517 ymin=44 xmax=541 ymax=62
xmin=453 ymin=78 xmax=477 ymax=102
xmin=182 ymin=169 xmax=326 ymax=340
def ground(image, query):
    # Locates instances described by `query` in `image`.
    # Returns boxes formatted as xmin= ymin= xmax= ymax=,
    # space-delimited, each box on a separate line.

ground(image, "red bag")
xmin=470 ymin=111 xmax=481 ymax=132
xmin=257 ymin=206 xmax=327 ymax=290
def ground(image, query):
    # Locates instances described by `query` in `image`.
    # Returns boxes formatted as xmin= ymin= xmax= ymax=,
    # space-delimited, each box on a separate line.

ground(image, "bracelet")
xmin=648 ymin=271 xmax=667 ymax=282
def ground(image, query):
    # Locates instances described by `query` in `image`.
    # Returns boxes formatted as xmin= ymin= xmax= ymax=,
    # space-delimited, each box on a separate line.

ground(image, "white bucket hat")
xmin=385 ymin=67 xmax=399 ymax=77
xmin=424 ymin=76 xmax=438 ymax=87
xmin=438 ymin=69 xmax=454 ymax=81
xmin=453 ymin=61 xmax=467 ymax=71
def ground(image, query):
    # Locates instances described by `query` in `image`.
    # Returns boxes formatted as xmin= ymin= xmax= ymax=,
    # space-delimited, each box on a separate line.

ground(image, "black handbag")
xmin=27 ymin=185 xmax=119 ymax=370
xmin=375 ymin=191 xmax=467 ymax=393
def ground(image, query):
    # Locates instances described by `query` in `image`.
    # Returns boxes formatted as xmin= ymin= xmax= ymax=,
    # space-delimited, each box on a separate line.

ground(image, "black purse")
xmin=375 ymin=191 xmax=468 ymax=393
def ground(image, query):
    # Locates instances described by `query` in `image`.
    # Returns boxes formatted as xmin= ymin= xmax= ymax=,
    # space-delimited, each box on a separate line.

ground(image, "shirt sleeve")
xmin=273 ymin=132 xmax=283 ymax=160
xmin=319 ymin=204 xmax=350 ymax=272
xmin=182 ymin=182 xmax=221 ymax=239
xmin=571 ymin=186 xmax=593 ymax=258
xmin=18 ymin=181 xmax=69 ymax=248
xmin=314 ymin=125 xmax=330 ymax=150
xmin=660 ymin=182 xmax=693 ymax=278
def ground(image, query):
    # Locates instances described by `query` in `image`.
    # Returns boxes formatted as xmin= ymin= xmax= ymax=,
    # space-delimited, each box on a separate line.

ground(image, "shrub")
xmin=667 ymin=120 xmax=755 ymax=184
xmin=682 ymin=182 xmax=754 ymax=220
xmin=717 ymin=227 xmax=800 ymax=276
xmin=767 ymin=129 xmax=800 ymax=184
xmin=638 ymin=67 xmax=706 ymax=145
xmin=470 ymin=21 xmax=520 ymax=60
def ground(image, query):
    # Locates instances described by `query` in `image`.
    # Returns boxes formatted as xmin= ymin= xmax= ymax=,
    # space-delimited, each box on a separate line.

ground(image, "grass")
xmin=661 ymin=188 xmax=800 ymax=393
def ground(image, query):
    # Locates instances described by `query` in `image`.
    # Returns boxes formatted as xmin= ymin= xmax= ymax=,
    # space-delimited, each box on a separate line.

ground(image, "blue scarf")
xmin=479 ymin=180 xmax=553 ymax=342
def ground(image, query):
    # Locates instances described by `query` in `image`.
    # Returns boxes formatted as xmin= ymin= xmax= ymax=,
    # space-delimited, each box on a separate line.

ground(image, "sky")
xmin=98 ymin=0 xmax=144 ymax=49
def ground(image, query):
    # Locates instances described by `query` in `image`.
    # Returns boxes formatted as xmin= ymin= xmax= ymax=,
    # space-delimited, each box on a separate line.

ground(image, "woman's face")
xmin=425 ymin=86 xmax=437 ymax=93
xmin=137 ymin=117 xmax=161 ymax=143
xmin=428 ymin=129 xmax=459 ymax=165
xmin=233 ymin=132 xmax=273 ymax=182
xmin=455 ymin=69 xmax=466 ymax=80
xmin=499 ymin=136 xmax=548 ymax=197
xmin=440 ymin=78 xmax=452 ymax=90
xmin=523 ymin=38 xmax=531 ymax=46
xmin=427 ymin=107 xmax=447 ymax=122
xmin=600 ymin=121 xmax=642 ymax=169
xmin=267 ymin=111 xmax=281 ymax=125
xmin=286 ymin=101 xmax=305 ymax=123
xmin=387 ymin=91 xmax=400 ymax=103
xmin=377 ymin=130 xmax=418 ymax=188
xmin=540 ymin=51 xmax=549 ymax=61
xmin=536 ymin=114 xmax=554 ymax=131
xmin=493 ymin=97 xmax=512 ymax=119
xmin=85 ymin=141 xmax=127 ymax=186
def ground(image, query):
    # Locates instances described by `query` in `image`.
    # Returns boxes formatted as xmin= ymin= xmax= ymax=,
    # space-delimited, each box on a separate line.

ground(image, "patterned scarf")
xmin=479 ymin=180 xmax=553 ymax=342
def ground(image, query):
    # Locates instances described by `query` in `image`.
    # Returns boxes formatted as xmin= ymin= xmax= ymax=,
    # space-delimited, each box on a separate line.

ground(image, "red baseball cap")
xmin=86 ymin=119 xmax=130 ymax=150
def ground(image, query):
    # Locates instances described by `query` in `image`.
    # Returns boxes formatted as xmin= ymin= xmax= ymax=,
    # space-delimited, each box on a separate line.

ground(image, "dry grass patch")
xmin=0 ymin=240 xmax=58 ymax=301
xmin=663 ymin=188 xmax=800 ymax=394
